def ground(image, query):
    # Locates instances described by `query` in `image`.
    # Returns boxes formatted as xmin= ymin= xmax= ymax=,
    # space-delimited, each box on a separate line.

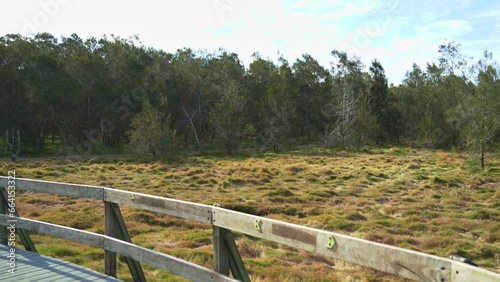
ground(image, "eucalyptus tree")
xmin=451 ymin=51 xmax=500 ymax=169
xmin=435 ymin=42 xmax=471 ymax=148
xmin=98 ymin=36 xmax=151 ymax=147
xmin=244 ymin=53 xmax=276 ymax=146
xmin=207 ymin=50 xmax=250 ymax=153
xmin=56 ymin=34 xmax=104 ymax=151
xmin=171 ymin=48 xmax=211 ymax=150
xmin=0 ymin=34 xmax=32 ymax=146
xmin=438 ymin=41 xmax=469 ymax=78
xmin=392 ymin=64 xmax=428 ymax=143
xmin=368 ymin=59 xmax=400 ymax=143
xmin=26 ymin=33 xmax=65 ymax=148
xmin=260 ymin=56 xmax=297 ymax=151
xmin=292 ymin=54 xmax=330 ymax=144
xmin=327 ymin=50 xmax=370 ymax=147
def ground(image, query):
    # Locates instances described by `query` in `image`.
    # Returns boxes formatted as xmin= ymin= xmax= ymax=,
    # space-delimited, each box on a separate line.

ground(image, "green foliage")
xmin=369 ymin=59 xmax=400 ymax=143
xmin=350 ymin=91 xmax=379 ymax=149
xmin=449 ymin=51 xmax=500 ymax=168
xmin=252 ymin=55 xmax=296 ymax=151
xmin=0 ymin=34 xmax=498 ymax=158
xmin=129 ymin=100 xmax=176 ymax=160
xmin=292 ymin=54 xmax=330 ymax=144
xmin=326 ymin=50 xmax=377 ymax=148
xmin=209 ymin=79 xmax=253 ymax=154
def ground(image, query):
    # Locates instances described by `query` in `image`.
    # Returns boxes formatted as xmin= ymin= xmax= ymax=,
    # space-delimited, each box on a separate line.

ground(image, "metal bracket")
xmin=326 ymin=235 xmax=335 ymax=249
xmin=254 ymin=219 xmax=262 ymax=231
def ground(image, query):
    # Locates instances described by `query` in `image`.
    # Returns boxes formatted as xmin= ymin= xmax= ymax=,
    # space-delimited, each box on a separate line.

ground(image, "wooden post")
xmin=222 ymin=228 xmax=250 ymax=282
xmin=110 ymin=202 xmax=146 ymax=282
xmin=213 ymin=226 xmax=229 ymax=276
xmin=104 ymin=202 xmax=117 ymax=277
xmin=0 ymin=188 xmax=6 ymax=245
xmin=0 ymin=189 xmax=37 ymax=252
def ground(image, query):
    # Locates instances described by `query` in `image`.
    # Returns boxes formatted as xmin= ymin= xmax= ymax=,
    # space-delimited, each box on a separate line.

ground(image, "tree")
xmin=418 ymin=63 xmax=450 ymax=148
xmin=98 ymin=35 xmax=150 ymax=147
xmin=351 ymin=92 xmax=379 ymax=149
xmin=0 ymin=35 xmax=32 ymax=148
xmin=129 ymin=100 xmax=176 ymax=159
xmin=438 ymin=41 xmax=469 ymax=77
xmin=436 ymin=42 xmax=471 ymax=148
xmin=292 ymin=54 xmax=329 ymax=144
xmin=205 ymin=50 xmax=250 ymax=153
xmin=5 ymin=32 xmax=499 ymax=158
xmin=27 ymin=33 xmax=65 ymax=149
xmin=5 ymin=129 xmax=20 ymax=161
xmin=172 ymin=48 xmax=210 ymax=151
xmin=394 ymin=60 xmax=467 ymax=148
xmin=244 ymin=53 xmax=276 ymax=146
xmin=393 ymin=64 xmax=427 ymax=143
xmin=261 ymin=56 xmax=296 ymax=152
xmin=209 ymin=80 xmax=252 ymax=154
xmin=368 ymin=59 xmax=400 ymax=143
xmin=60 ymin=34 xmax=105 ymax=152
xmin=326 ymin=50 xmax=369 ymax=147
xmin=451 ymin=51 xmax=500 ymax=169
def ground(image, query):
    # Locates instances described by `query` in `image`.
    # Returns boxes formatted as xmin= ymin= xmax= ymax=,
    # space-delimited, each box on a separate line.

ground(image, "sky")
xmin=1 ymin=0 xmax=499 ymax=84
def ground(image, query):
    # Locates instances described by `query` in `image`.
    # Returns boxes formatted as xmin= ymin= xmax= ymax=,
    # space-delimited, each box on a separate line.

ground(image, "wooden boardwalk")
xmin=0 ymin=245 xmax=121 ymax=282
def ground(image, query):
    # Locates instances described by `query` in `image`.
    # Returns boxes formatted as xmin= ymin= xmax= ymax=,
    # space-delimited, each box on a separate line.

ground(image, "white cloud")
xmin=418 ymin=20 xmax=473 ymax=39
xmin=471 ymin=10 xmax=500 ymax=19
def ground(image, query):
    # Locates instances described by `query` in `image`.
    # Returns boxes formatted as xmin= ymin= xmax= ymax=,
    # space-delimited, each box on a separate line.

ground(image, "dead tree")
xmin=5 ymin=130 xmax=20 ymax=161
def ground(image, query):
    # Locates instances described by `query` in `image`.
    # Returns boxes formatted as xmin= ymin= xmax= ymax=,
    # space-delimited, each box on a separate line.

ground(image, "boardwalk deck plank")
xmin=0 ymin=245 xmax=120 ymax=282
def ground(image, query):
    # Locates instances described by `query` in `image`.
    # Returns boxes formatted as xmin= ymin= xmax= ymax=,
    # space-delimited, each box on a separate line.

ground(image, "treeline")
xmin=1 ymin=33 xmax=499 ymax=162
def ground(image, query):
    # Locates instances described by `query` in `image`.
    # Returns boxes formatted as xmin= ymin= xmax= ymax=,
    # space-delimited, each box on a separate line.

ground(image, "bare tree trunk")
xmin=5 ymin=130 xmax=20 ymax=161
xmin=182 ymin=107 xmax=201 ymax=150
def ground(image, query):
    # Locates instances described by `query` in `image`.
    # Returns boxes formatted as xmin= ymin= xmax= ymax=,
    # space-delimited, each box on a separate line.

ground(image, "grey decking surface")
xmin=0 ymin=245 xmax=121 ymax=282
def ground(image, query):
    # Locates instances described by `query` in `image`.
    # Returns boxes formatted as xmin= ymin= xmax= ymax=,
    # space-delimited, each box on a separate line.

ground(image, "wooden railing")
xmin=0 ymin=176 xmax=499 ymax=282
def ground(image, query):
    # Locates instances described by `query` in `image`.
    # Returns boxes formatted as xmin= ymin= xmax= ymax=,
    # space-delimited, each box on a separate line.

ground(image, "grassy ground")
xmin=0 ymin=147 xmax=499 ymax=281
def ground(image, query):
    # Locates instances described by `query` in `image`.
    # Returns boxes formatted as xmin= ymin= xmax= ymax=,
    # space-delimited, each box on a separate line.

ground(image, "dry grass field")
xmin=1 ymin=147 xmax=499 ymax=281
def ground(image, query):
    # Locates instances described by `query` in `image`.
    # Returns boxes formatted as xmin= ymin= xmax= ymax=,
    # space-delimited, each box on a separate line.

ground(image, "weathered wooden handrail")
xmin=2 ymin=177 xmax=105 ymax=200
xmin=0 ymin=176 xmax=499 ymax=282
xmin=0 ymin=215 xmax=236 ymax=282
xmin=211 ymin=207 xmax=500 ymax=282
xmin=1 ymin=178 xmax=212 ymax=224
xmin=104 ymin=188 xmax=212 ymax=224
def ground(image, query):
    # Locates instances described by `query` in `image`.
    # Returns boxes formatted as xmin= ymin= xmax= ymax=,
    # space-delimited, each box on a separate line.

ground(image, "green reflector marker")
xmin=326 ymin=235 xmax=335 ymax=249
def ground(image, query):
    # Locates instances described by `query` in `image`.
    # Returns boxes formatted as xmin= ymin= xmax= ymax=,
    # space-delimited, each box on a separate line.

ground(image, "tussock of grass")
xmin=344 ymin=212 xmax=367 ymax=221
xmin=265 ymin=188 xmax=294 ymax=197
